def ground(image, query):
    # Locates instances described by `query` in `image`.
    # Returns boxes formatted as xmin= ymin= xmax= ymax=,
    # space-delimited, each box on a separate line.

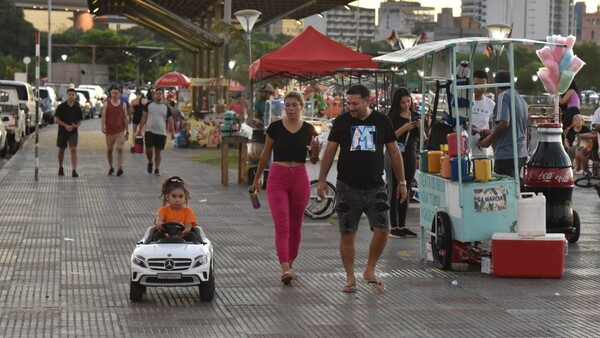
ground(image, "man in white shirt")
xmin=470 ymin=69 xmax=495 ymax=158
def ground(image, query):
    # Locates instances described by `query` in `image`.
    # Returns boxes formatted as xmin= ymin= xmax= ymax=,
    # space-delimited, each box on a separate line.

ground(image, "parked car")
xmin=75 ymin=92 xmax=93 ymax=119
xmin=0 ymin=80 xmax=42 ymax=134
xmin=0 ymin=87 xmax=26 ymax=154
xmin=580 ymin=90 xmax=598 ymax=105
xmin=75 ymin=88 xmax=97 ymax=118
xmin=38 ymin=86 xmax=58 ymax=124
xmin=77 ymin=84 xmax=105 ymax=104
xmin=0 ymin=119 xmax=7 ymax=158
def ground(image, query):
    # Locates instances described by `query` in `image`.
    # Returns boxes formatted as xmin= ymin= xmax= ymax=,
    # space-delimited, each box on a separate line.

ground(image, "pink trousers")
xmin=266 ymin=164 xmax=310 ymax=264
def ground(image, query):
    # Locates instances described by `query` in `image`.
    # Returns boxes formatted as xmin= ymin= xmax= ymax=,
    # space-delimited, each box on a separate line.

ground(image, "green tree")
xmin=0 ymin=0 xmax=36 ymax=59
xmin=573 ymin=42 xmax=600 ymax=90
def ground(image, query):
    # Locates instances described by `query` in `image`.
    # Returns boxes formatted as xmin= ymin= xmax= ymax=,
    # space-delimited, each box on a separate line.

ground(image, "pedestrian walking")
xmin=130 ymin=89 xmax=147 ymax=150
xmin=251 ymin=91 xmax=321 ymax=285
xmin=137 ymin=90 xmax=174 ymax=176
xmin=101 ymin=86 xmax=129 ymax=176
xmin=55 ymin=88 xmax=83 ymax=177
xmin=318 ymin=84 xmax=408 ymax=293
xmin=386 ymin=87 xmax=420 ymax=239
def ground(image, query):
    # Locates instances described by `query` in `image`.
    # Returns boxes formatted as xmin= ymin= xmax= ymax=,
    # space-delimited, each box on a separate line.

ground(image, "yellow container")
xmin=428 ymin=151 xmax=443 ymax=173
xmin=474 ymin=158 xmax=492 ymax=182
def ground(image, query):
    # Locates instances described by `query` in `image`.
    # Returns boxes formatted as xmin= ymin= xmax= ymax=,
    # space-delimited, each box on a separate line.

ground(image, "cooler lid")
xmin=492 ymin=233 xmax=565 ymax=240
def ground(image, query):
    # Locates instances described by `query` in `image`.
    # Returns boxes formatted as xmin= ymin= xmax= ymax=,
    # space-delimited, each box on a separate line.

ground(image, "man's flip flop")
xmin=342 ymin=284 xmax=357 ymax=293
xmin=366 ymin=280 xmax=385 ymax=292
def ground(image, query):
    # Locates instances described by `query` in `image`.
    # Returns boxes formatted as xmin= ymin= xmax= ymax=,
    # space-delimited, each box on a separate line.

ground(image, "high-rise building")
xmin=462 ymin=0 xmax=575 ymax=39
xmin=308 ymin=5 xmax=375 ymax=48
xmin=582 ymin=4 xmax=600 ymax=43
xmin=461 ymin=0 xmax=488 ymax=27
xmin=376 ymin=0 xmax=435 ymax=41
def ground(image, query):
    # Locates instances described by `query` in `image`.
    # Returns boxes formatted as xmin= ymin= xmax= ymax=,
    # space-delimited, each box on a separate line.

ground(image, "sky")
xmin=353 ymin=0 xmax=600 ymax=15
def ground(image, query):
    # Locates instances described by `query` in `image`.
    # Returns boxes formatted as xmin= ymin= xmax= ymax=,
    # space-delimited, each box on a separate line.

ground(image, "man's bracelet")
xmin=398 ymin=180 xmax=407 ymax=185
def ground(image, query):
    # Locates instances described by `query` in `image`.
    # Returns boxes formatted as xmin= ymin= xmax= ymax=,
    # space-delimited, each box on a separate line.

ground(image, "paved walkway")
xmin=0 ymin=118 xmax=599 ymax=337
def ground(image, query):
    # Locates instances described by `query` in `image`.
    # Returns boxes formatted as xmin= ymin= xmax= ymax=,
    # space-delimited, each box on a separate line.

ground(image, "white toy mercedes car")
xmin=130 ymin=222 xmax=214 ymax=302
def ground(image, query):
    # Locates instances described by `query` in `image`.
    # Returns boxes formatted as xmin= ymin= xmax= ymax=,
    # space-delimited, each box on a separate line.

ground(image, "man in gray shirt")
xmin=137 ymin=90 xmax=174 ymax=176
xmin=479 ymin=71 xmax=528 ymax=178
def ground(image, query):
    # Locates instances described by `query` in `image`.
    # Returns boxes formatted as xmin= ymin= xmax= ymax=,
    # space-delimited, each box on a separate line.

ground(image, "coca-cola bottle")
xmin=523 ymin=123 xmax=573 ymax=230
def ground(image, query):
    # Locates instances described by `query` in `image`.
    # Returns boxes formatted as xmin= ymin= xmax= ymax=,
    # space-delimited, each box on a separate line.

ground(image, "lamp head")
xmin=398 ymin=34 xmax=418 ymax=49
xmin=234 ymin=9 xmax=262 ymax=33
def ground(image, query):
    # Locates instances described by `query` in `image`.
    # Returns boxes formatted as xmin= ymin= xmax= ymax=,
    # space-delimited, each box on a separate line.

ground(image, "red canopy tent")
xmin=155 ymin=71 xmax=191 ymax=88
xmin=249 ymin=26 xmax=377 ymax=81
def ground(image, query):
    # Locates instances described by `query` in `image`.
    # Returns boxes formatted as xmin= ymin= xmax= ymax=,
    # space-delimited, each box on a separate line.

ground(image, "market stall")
xmin=374 ymin=37 xmax=576 ymax=276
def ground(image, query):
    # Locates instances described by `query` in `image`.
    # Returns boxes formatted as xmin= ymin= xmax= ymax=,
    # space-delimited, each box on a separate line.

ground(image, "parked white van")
xmin=0 ymin=80 xmax=42 ymax=133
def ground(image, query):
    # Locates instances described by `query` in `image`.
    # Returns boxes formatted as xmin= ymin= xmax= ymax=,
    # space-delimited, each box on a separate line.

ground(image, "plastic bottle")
xmin=248 ymin=187 xmax=261 ymax=209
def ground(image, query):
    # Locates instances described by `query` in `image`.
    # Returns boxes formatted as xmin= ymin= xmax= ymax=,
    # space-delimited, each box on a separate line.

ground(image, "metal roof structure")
xmin=374 ymin=37 xmax=564 ymax=66
xmin=87 ymin=0 xmax=353 ymax=51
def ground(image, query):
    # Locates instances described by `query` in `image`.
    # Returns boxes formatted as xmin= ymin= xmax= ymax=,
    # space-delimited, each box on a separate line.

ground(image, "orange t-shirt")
xmin=156 ymin=205 xmax=197 ymax=227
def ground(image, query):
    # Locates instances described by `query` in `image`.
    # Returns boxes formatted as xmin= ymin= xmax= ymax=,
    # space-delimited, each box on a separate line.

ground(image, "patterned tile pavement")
xmin=0 ymin=119 xmax=599 ymax=337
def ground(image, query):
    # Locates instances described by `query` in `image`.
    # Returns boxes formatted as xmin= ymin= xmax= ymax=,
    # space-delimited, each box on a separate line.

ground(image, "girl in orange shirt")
xmin=153 ymin=176 xmax=198 ymax=242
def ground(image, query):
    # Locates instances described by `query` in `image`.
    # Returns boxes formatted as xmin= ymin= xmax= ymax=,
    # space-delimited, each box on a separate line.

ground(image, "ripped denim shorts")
xmin=334 ymin=180 xmax=390 ymax=233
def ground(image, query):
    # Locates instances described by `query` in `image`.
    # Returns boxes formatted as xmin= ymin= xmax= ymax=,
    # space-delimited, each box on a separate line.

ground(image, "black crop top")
xmin=266 ymin=120 xmax=318 ymax=163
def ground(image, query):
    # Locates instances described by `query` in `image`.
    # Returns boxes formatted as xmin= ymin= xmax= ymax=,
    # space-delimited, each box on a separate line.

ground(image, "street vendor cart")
xmin=374 ymin=37 xmax=572 ymax=272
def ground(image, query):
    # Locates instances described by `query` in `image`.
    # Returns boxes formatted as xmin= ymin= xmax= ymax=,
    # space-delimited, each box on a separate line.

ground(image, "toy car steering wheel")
xmin=161 ymin=222 xmax=186 ymax=237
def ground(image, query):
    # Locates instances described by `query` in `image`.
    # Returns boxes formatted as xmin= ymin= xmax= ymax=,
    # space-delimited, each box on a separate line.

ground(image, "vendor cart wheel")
xmin=431 ymin=211 xmax=453 ymax=270
xmin=305 ymin=180 xmax=336 ymax=219
xmin=574 ymin=174 xmax=600 ymax=188
xmin=568 ymin=210 xmax=581 ymax=244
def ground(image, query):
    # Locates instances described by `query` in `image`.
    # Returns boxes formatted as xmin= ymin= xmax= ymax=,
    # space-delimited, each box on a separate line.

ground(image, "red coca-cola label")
xmin=524 ymin=167 xmax=573 ymax=187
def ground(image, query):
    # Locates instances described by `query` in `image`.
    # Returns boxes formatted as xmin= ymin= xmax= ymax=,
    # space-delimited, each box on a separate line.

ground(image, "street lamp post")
xmin=234 ymin=9 xmax=261 ymax=123
xmin=23 ymin=57 xmax=31 ymax=83
xmin=397 ymin=34 xmax=418 ymax=87
xmin=487 ymin=23 xmax=511 ymax=72
xmin=532 ymin=74 xmax=539 ymax=102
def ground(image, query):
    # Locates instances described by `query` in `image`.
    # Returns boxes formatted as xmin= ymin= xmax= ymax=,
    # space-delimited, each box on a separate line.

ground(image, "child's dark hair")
xmin=160 ymin=176 xmax=191 ymax=205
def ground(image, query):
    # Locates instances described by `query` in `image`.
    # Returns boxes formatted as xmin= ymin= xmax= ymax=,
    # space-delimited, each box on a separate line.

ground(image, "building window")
xmin=592 ymin=31 xmax=595 ymax=40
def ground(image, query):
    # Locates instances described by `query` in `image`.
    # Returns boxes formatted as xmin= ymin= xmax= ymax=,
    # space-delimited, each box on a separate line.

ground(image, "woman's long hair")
xmin=388 ymin=87 xmax=412 ymax=120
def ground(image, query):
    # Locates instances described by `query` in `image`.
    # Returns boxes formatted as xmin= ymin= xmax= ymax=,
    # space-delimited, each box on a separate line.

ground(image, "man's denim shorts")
xmin=334 ymin=180 xmax=390 ymax=233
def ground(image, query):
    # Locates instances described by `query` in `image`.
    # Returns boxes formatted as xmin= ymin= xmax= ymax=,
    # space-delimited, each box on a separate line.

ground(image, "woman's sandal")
xmin=281 ymin=271 xmax=293 ymax=285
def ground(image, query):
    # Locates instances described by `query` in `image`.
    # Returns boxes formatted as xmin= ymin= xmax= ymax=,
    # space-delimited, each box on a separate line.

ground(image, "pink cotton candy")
xmin=565 ymin=35 xmax=576 ymax=49
xmin=536 ymin=47 xmax=554 ymax=64
xmin=546 ymin=61 xmax=560 ymax=84
xmin=552 ymin=46 xmax=566 ymax=63
xmin=538 ymin=68 xmax=557 ymax=95
xmin=567 ymin=55 xmax=585 ymax=73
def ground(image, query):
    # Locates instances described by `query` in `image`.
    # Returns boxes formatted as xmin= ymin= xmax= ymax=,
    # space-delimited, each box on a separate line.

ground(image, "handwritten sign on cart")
xmin=473 ymin=187 xmax=507 ymax=212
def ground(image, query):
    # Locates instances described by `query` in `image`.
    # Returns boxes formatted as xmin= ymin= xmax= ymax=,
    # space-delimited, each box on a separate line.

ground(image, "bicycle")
xmin=573 ymin=160 xmax=600 ymax=198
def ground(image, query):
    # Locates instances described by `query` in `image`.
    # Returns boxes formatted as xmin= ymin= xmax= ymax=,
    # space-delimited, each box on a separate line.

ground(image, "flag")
xmin=386 ymin=30 xmax=400 ymax=50
xmin=484 ymin=44 xmax=493 ymax=57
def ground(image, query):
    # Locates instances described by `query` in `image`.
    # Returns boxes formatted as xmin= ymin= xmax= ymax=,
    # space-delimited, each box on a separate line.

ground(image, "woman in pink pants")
xmin=252 ymin=91 xmax=321 ymax=285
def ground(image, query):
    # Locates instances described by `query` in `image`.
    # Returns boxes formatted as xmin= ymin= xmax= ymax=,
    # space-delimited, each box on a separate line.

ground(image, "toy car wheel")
xmin=130 ymin=281 xmax=144 ymax=302
xmin=568 ymin=210 xmax=581 ymax=244
xmin=198 ymin=260 xmax=215 ymax=302
xmin=431 ymin=211 xmax=453 ymax=270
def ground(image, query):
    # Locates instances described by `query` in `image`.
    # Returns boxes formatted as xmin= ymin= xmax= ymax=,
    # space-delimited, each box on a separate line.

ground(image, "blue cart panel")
xmin=419 ymin=172 xmax=518 ymax=243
